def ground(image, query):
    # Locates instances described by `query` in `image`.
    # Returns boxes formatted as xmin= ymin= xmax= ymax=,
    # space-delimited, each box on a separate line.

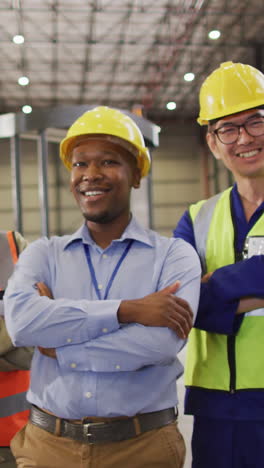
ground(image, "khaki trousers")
xmin=11 ymin=420 xmax=186 ymax=468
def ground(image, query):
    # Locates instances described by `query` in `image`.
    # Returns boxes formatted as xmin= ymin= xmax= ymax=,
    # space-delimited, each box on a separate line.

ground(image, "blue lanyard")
xmin=83 ymin=240 xmax=134 ymax=300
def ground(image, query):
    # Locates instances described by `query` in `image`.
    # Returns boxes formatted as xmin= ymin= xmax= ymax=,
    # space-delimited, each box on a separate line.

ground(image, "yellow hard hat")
xmin=60 ymin=106 xmax=151 ymax=177
xmin=198 ymin=61 xmax=264 ymax=125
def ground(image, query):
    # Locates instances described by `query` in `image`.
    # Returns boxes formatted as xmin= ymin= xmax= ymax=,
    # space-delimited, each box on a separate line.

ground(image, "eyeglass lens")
xmin=215 ymin=117 xmax=264 ymax=144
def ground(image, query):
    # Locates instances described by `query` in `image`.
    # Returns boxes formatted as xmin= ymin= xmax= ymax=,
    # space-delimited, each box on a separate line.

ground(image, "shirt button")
xmin=102 ymin=328 xmax=108 ymax=333
xmin=98 ymin=284 xmax=103 ymax=290
xmin=102 ymin=254 xmax=108 ymax=259
xmin=70 ymin=363 xmax=77 ymax=368
xmin=85 ymin=392 xmax=92 ymax=398
xmin=115 ymin=365 xmax=121 ymax=370
xmin=67 ymin=338 xmax=72 ymax=343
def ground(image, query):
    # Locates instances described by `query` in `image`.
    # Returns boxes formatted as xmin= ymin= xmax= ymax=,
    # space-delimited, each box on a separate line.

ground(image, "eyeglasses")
xmin=212 ymin=116 xmax=264 ymax=145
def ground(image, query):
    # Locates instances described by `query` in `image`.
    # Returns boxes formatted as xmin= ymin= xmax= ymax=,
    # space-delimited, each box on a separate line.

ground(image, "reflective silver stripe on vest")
xmin=193 ymin=193 xmax=222 ymax=274
xmin=0 ymin=391 xmax=30 ymax=417
xmin=0 ymin=231 xmax=15 ymax=289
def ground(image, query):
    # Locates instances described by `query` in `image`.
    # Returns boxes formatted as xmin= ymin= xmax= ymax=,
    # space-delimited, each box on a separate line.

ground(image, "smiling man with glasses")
xmin=174 ymin=62 xmax=264 ymax=468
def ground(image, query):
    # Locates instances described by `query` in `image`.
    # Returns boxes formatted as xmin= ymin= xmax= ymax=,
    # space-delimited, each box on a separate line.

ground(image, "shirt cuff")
xmin=194 ymin=283 xmax=239 ymax=335
xmin=61 ymin=299 xmax=121 ymax=345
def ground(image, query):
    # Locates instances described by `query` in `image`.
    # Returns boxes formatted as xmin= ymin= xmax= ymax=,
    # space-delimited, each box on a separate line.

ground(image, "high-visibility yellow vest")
xmin=0 ymin=231 xmax=30 ymax=445
xmin=185 ymin=188 xmax=264 ymax=392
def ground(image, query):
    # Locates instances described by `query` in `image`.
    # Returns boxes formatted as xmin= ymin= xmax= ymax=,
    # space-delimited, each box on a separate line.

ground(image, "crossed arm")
xmin=197 ymin=256 xmax=264 ymax=334
xmin=4 ymin=236 xmax=201 ymax=368
xmin=37 ymin=281 xmax=194 ymax=363
xmin=175 ymin=210 xmax=264 ymax=334
xmin=202 ymin=270 xmax=264 ymax=314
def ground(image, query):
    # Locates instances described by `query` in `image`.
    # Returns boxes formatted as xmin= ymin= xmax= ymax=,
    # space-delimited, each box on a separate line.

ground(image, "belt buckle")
xmin=83 ymin=423 xmax=95 ymax=444
xmin=83 ymin=422 xmax=105 ymax=444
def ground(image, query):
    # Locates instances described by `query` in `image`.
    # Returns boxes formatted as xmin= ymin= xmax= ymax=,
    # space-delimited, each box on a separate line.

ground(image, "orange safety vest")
xmin=0 ymin=231 xmax=30 ymax=445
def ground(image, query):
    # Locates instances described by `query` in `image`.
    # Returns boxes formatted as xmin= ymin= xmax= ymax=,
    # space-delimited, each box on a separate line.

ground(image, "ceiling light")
xmin=184 ymin=73 xmax=195 ymax=82
xmin=13 ymin=34 xmax=25 ymax=44
xmin=18 ymin=76 xmax=29 ymax=86
xmin=208 ymin=30 xmax=221 ymax=40
xmin=22 ymin=105 xmax=32 ymax=114
xmin=166 ymin=101 xmax=177 ymax=110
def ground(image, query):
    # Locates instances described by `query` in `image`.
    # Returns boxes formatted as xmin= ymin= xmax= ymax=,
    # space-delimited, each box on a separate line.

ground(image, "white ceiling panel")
xmin=0 ymin=0 xmax=262 ymax=122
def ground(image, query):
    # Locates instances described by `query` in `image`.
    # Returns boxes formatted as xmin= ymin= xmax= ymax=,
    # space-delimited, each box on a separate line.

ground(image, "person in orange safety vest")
xmin=0 ymin=231 xmax=33 ymax=467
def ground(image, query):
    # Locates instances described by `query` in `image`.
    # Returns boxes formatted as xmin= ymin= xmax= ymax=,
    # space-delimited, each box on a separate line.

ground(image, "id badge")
xmin=243 ymin=236 xmax=264 ymax=259
xmin=243 ymin=236 xmax=264 ymax=317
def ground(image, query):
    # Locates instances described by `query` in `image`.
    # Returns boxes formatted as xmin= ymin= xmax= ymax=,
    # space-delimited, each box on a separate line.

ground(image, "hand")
xmin=35 ymin=282 xmax=53 ymax=299
xmin=38 ymin=347 xmax=56 ymax=359
xmin=237 ymin=297 xmax=264 ymax=315
xmin=201 ymin=272 xmax=213 ymax=283
xmin=36 ymin=282 xmax=56 ymax=359
xmin=118 ymin=281 xmax=193 ymax=339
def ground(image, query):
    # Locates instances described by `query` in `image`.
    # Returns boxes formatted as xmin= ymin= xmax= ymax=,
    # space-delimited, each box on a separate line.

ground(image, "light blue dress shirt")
xmin=5 ymin=217 xmax=201 ymax=419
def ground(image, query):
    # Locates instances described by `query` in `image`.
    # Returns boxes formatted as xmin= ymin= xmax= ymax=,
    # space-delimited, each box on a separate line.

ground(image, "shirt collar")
xmin=63 ymin=216 xmax=153 ymax=250
xmin=232 ymin=183 xmax=264 ymax=219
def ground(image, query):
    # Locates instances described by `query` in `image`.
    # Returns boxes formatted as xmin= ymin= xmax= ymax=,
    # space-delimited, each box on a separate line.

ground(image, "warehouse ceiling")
xmin=0 ymin=0 xmax=263 ymax=124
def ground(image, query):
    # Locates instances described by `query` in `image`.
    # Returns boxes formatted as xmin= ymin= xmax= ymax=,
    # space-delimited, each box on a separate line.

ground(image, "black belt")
xmin=30 ymin=405 xmax=177 ymax=444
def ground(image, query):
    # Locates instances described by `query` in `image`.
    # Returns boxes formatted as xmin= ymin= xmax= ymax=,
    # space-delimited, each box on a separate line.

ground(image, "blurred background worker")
xmin=0 ymin=231 xmax=32 ymax=468
xmin=4 ymin=107 xmax=201 ymax=468
xmin=174 ymin=61 xmax=264 ymax=468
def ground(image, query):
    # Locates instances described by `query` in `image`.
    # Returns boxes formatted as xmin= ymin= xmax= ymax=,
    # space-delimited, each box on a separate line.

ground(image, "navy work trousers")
xmin=192 ymin=416 xmax=264 ymax=468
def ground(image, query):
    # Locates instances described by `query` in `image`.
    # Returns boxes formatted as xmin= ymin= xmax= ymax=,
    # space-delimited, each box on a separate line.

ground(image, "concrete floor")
xmin=177 ymin=347 xmax=193 ymax=468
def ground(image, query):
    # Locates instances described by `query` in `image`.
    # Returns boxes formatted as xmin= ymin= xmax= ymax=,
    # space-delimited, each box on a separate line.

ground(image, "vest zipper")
xmin=227 ymin=335 xmax=236 ymax=393
xmin=228 ymin=195 xmax=238 ymax=394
